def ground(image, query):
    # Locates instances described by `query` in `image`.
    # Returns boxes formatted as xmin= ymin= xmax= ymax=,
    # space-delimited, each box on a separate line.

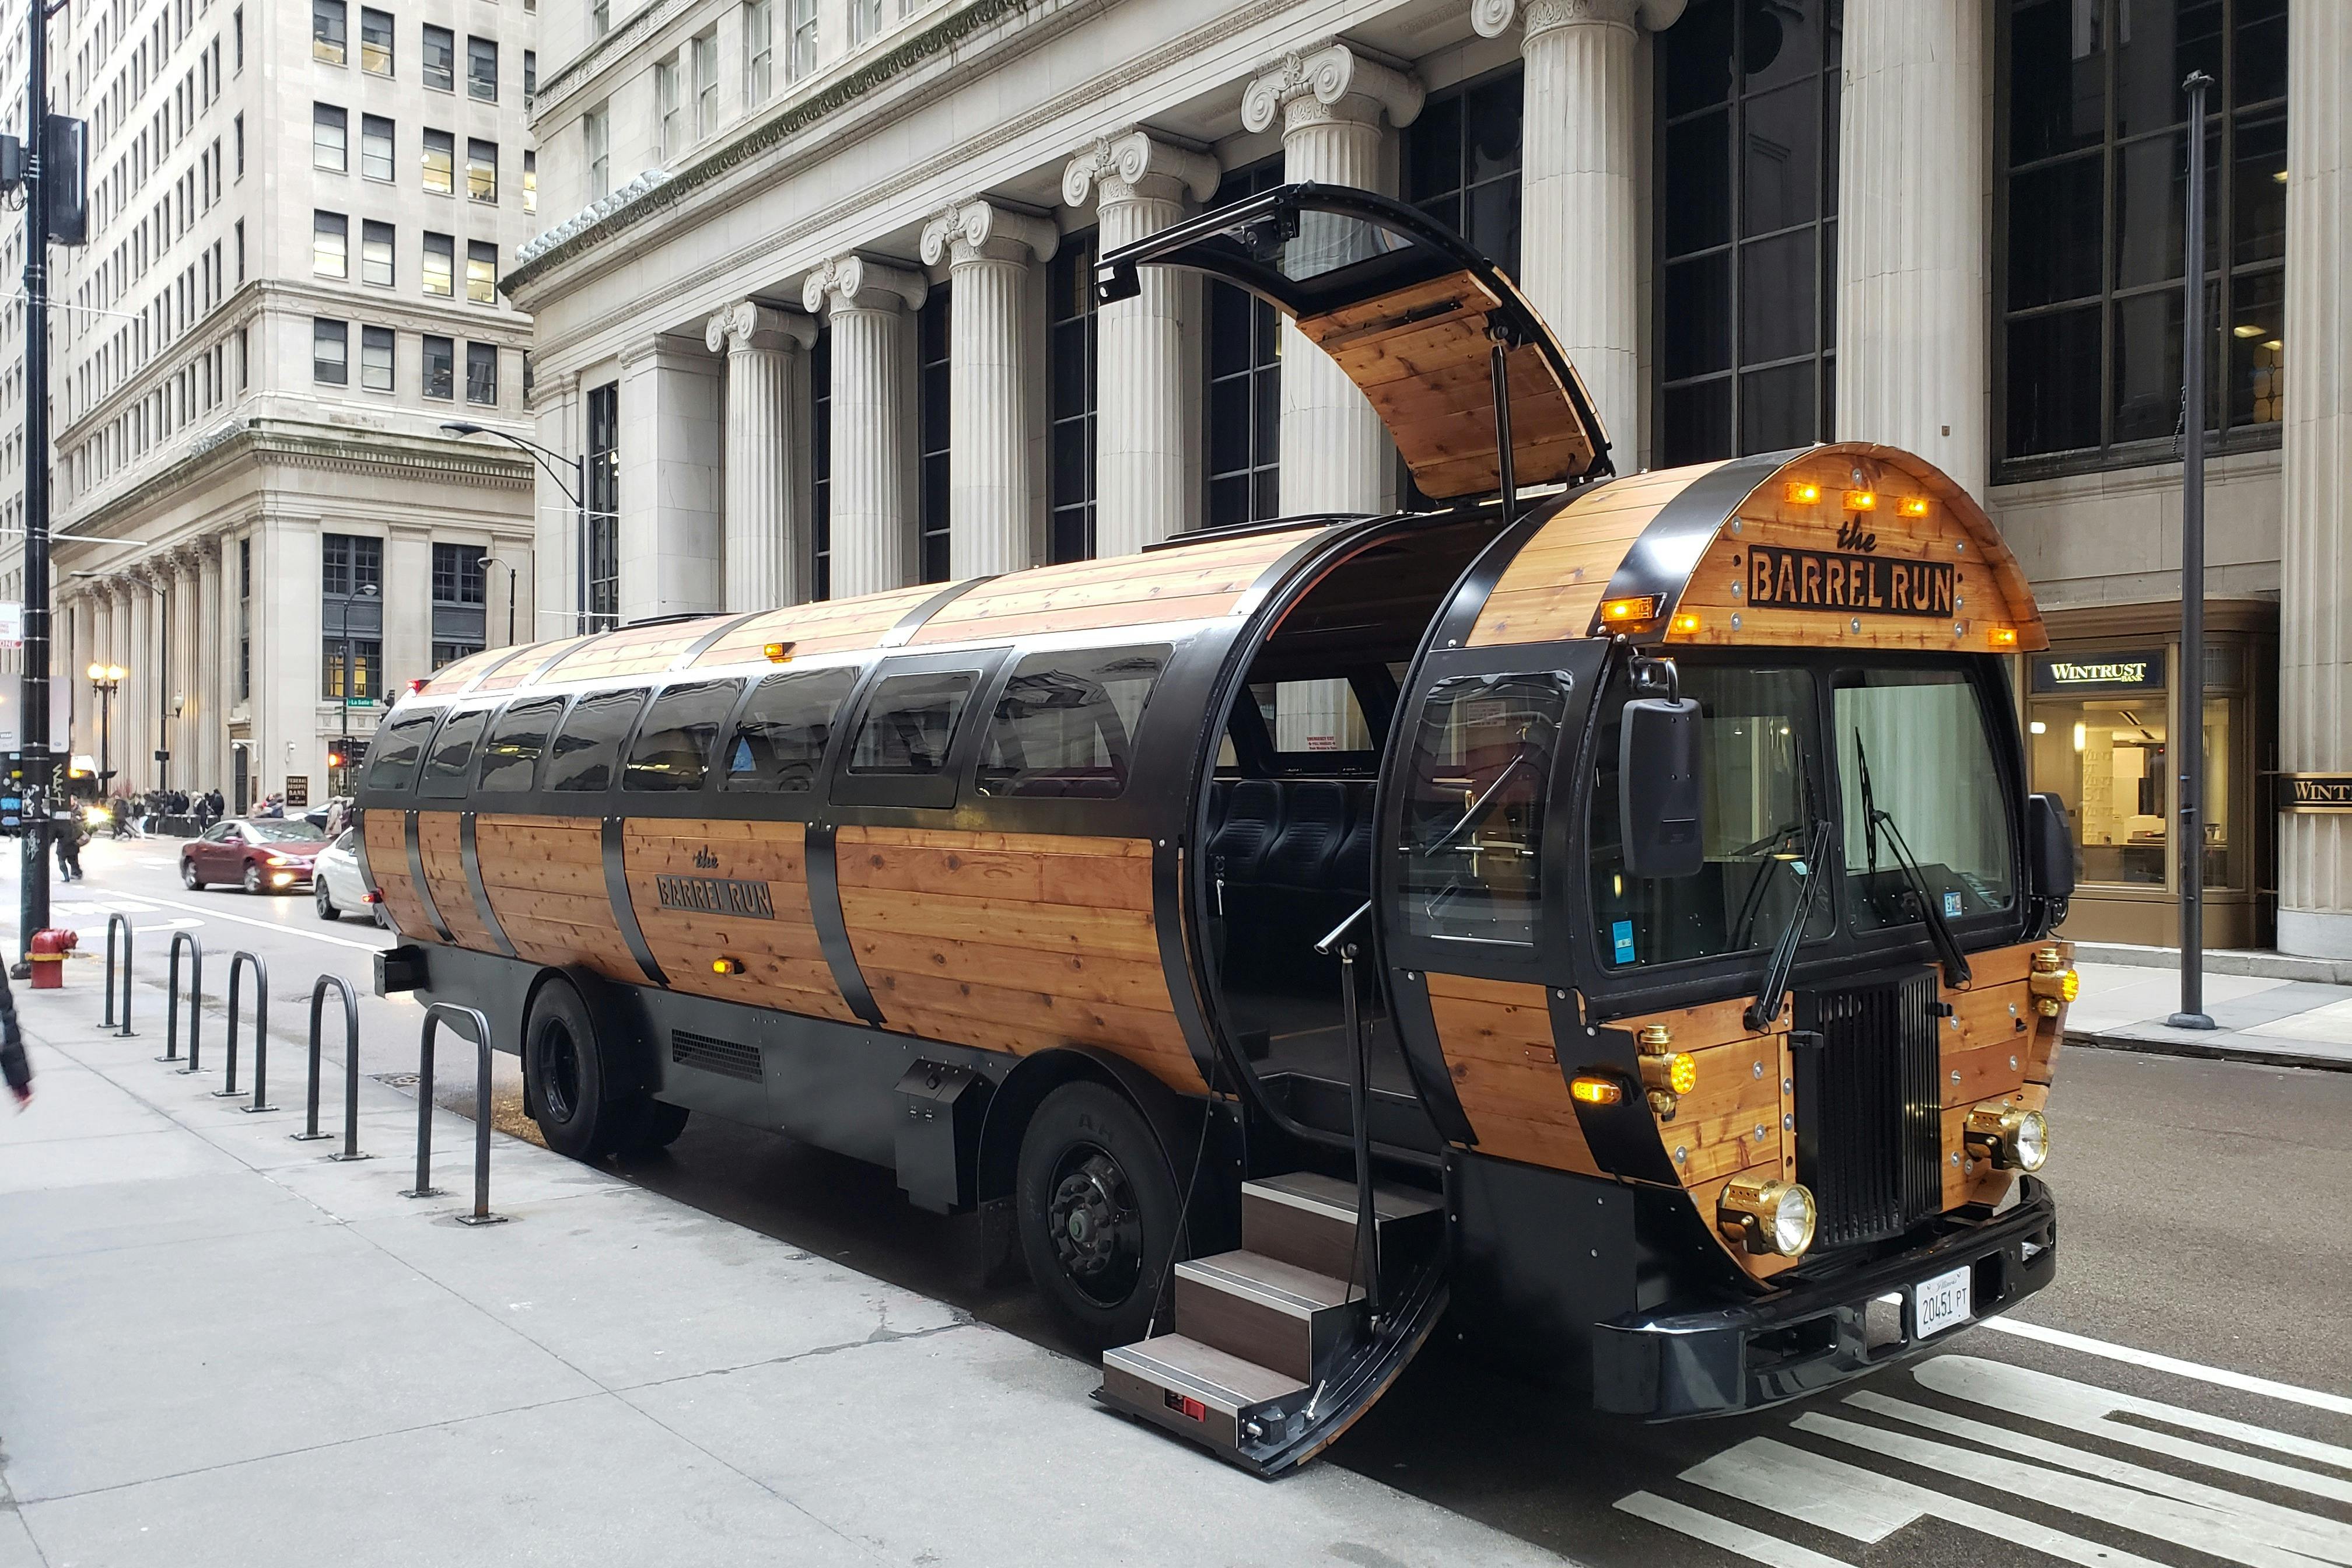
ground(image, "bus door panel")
xmin=472 ymin=813 xmax=645 ymax=983
xmin=620 ymin=817 xmax=855 ymax=1021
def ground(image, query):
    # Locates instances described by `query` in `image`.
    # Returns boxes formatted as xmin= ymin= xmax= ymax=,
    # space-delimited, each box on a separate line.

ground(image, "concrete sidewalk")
xmin=2068 ymin=960 xmax=2352 ymax=1070
xmin=0 ymin=989 xmax=1574 ymax=1568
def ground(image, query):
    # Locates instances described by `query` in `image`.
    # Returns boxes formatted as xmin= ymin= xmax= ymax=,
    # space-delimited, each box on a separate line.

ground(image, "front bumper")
xmin=1593 ymin=1177 xmax=2057 ymax=1418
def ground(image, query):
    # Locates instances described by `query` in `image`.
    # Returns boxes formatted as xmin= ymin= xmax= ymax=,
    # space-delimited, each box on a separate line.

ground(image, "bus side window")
xmin=418 ymin=709 xmax=491 ymax=799
xmin=624 ymin=680 xmax=742 ymax=792
xmin=477 ymin=696 xmax=566 ymax=792
xmin=846 ymin=671 xmax=978 ymax=779
xmin=977 ymin=646 xmax=1168 ymax=800
xmin=362 ymin=708 xmax=446 ymax=794
xmin=545 ymin=688 xmax=648 ymax=793
xmin=722 ymin=668 xmax=855 ymax=793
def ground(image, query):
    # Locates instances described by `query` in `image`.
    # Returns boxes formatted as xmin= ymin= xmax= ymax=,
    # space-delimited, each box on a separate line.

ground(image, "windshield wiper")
xmin=1745 ymin=817 xmax=1833 ymax=1034
xmin=1853 ymin=727 xmax=1972 ymax=987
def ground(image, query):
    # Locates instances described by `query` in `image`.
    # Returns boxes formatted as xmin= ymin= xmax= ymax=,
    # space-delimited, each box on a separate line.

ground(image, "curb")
xmin=2065 ymin=1028 xmax=2352 ymax=1074
xmin=2071 ymin=942 xmax=2352 ymax=986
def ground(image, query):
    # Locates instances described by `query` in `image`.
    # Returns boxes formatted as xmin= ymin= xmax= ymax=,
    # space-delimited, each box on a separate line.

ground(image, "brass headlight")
xmin=1964 ymin=1105 xmax=2049 ymax=1172
xmin=1717 ymin=1175 xmax=1817 ymax=1258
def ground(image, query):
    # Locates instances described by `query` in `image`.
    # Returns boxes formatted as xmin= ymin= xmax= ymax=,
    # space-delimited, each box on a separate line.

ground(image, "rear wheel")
xmin=182 ymin=860 xmax=204 ymax=890
xmin=1016 ymin=1081 xmax=1182 ymax=1350
xmin=523 ymin=979 xmax=679 ymax=1160
xmin=316 ymin=881 xmax=341 ymax=921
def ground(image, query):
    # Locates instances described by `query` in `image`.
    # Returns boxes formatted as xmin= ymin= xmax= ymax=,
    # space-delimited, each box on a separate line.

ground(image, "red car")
xmin=180 ymin=818 xmax=329 ymax=894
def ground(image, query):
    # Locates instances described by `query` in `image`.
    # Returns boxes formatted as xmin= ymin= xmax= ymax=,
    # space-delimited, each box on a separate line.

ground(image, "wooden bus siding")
xmin=471 ymin=814 xmax=645 ymax=982
xmin=620 ymin=818 xmax=855 ymax=1021
xmin=415 ymin=810 xmax=499 ymax=950
xmin=1466 ymin=463 xmax=1726 ymax=648
xmin=1422 ymin=972 xmax=1601 ymax=1177
xmin=363 ymin=809 xmax=435 ymax=937
xmin=906 ymin=526 xmax=1319 ymax=647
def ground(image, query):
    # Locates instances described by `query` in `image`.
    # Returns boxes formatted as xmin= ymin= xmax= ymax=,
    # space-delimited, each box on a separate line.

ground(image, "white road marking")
xmin=1614 ymin=1492 xmax=1853 ymax=1568
xmin=63 ymin=888 xmax=386 ymax=953
xmin=1976 ymin=1316 xmax=2352 ymax=1418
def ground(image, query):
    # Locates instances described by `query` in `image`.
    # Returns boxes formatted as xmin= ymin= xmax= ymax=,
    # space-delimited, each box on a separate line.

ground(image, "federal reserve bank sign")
xmin=2282 ymin=775 xmax=2352 ymax=813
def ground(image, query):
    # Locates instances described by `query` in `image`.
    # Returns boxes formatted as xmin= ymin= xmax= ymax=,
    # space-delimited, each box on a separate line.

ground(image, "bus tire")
xmin=523 ymin=979 xmax=625 ymax=1161
xmin=617 ymin=1098 xmax=691 ymax=1154
xmin=1015 ymin=1081 xmax=1180 ymax=1350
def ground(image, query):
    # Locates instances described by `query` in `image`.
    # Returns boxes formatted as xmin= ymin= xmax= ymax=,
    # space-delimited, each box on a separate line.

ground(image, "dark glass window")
xmin=362 ymin=709 xmax=440 ymax=792
xmin=432 ymin=542 xmax=485 ymax=604
xmin=723 ymin=668 xmax=856 ymax=792
xmin=1048 ymin=234 xmax=1097 ymax=564
xmin=624 ymin=680 xmax=739 ymax=791
xmin=432 ymin=640 xmax=482 ymax=668
xmin=466 ymin=341 xmax=496 ymax=404
xmin=322 ymin=533 xmax=382 ymax=596
xmin=1655 ymin=0 xmax=1841 ymax=466
xmin=422 ymin=24 xmax=453 ymax=90
xmin=418 ymin=708 xmax=489 ymax=797
xmin=312 ymin=0 xmax=345 ymax=63
xmin=478 ymin=696 xmax=564 ymax=790
xmin=1204 ymin=158 xmax=1286 ymax=528
xmin=422 ymin=334 xmax=453 ymax=400
xmin=1998 ymin=0 xmax=2288 ymax=468
xmin=810 ymin=331 xmax=831 ymax=600
xmin=916 ymin=286 xmax=951 ymax=583
xmin=466 ymin=35 xmax=496 ymax=100
xmin=848 ymin=671 xmax=976 ymax=776
xmin=1404 ymin=65 xmax=1523 ymax=272
xmin=321 ymin=639 xmax=380 ymax=699
xmin=587 ymin=383 xmax=620 ymax=629
xmin=312 ymin=316 xmax=348 ymax=384
xmin=545 ymin=688 xmax=647 ymax=792
xmin=359 ymin=6 xmax=391 ymax=73
xmin=977 ymin=646 xmax=1167 ymax=800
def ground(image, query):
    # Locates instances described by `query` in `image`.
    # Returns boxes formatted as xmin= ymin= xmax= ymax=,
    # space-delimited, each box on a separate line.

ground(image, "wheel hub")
xmin=1047 ymin=1150 xmax=1137 ymax=1299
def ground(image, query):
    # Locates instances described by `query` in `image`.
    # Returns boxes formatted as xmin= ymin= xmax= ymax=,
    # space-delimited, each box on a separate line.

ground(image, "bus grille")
xmin=1795 ymin=970 xmax=1943 ymax=1251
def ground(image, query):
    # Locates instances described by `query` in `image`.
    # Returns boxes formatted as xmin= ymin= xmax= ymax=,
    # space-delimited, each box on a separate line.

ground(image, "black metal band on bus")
xmin=673 ymin=610 xmax=765 ymax=670
xmin=600 ymin=816 xmax=667 ymax=987
xmin=1384 ymin=968 xmax=1477 ymax=1147
xmin=1150 ymin=835 xmax=1226 ymax=1094
xmin=457 ymin=813 xmax=516 ymax=959
xmin=803 ymin=822 xmax=886 ymax=1025
xmin=1586 ymin=447 xmax=1805 ymax=640
xmin=878 ymin=575 xmax=999 ymax=649
xmin=404 ymin=810 xmax=455 ymax=944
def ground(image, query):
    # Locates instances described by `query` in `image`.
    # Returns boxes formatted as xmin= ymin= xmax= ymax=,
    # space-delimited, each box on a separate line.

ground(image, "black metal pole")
xmin=576 ymin=456 xmax=589 ymax=634
xmin=2169 ymin=71 xmax=2217 ymax=1031
xmin=506 ymin=565 xmax=516 ymax=645
xmin=15 ymin=0 xmax=51 ymax=974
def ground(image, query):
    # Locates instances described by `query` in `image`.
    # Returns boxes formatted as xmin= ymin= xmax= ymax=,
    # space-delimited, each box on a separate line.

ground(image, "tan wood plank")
xmin=835 ymin=886 xmax=1161 ymax=962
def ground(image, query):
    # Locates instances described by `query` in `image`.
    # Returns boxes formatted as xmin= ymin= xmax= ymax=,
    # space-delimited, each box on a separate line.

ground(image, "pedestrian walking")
xmin=54 ymin=811 xmax=85 ymax=883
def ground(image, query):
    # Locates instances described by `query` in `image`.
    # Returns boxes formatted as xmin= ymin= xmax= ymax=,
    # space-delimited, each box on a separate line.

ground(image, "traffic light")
xmin=327 ymin=746 xmax=345 ymax=770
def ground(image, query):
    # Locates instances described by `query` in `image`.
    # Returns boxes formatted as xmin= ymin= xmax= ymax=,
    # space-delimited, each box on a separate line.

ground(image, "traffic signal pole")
xmin=14 ymin=0 xmax=54 ymax=975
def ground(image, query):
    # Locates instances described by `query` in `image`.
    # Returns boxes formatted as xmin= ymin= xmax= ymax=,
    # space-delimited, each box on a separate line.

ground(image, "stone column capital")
xmin=1242 ymin=40 xmax=1424 ymax=137
xmin=802 ymin=254 xmax=927 ymax=316
xmin=704 ymin=300 xmax=818 ymax=356
xmin=620 ymin=330 xmax=713 ymax=370
xmin=1062 ymin=130 xmax=1221 ymax=210
xmin=1475 ymin=0 xmax=1685 ymax=40
xmin=919 ymin=200 xmax=1059 ymax=269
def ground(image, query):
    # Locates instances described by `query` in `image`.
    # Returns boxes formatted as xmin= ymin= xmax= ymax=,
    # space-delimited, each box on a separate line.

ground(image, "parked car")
xmin=312 ymin=828 xmax=385 ymax=925
xmin=180 ymin=818 xmax=328 ymax=894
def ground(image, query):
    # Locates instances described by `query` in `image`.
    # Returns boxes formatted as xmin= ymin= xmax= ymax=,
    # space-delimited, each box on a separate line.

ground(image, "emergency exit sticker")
xmin=1612 ymin=921 xmax=1636 ymax=965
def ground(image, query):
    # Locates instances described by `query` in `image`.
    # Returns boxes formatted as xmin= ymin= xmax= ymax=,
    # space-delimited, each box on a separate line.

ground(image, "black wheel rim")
xmin=539 ymin=1022 xmax=583 ymax=1125
xmin=1045 ymin=1142 xmax=1144 ymax=1308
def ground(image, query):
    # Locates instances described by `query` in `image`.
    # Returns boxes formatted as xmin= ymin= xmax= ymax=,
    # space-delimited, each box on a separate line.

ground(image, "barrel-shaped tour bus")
xmin=360 ymin=186 xmax=2077 ymax=1473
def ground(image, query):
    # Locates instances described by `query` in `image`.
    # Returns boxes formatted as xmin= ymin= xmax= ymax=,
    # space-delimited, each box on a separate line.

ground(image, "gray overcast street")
xmin=20 ymin=833 xmax=2350 ymax=1568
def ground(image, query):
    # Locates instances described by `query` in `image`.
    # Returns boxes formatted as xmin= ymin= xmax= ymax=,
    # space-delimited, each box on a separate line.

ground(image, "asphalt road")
xmin=17 ymin=832 xmax=2351 ymax=1568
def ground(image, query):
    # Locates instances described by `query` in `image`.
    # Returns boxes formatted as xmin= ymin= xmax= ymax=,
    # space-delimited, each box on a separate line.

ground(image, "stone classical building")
xmin=507 ymin=0 xmax=2346 ymax=957
xmin=1 ymin=0 xmax=543 ymax=810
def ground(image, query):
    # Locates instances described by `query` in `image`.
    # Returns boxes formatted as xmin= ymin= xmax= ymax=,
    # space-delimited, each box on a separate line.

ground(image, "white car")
xmin=313 ymin=828 xmax=387 ymax=926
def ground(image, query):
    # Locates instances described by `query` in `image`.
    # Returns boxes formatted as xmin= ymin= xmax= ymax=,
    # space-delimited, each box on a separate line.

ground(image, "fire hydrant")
xmin=29 ymin=927 xmax=78 ymax=989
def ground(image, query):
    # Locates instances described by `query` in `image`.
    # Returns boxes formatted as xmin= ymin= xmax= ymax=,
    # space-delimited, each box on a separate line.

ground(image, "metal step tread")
xmin=1177 ymin=1250 xmax=1360 ymax=1315
xmin=1244 ymin=1170 xmax=1444 ymax=1226
xmin=1104 ymin=1334 xmax=1308 ymax=1413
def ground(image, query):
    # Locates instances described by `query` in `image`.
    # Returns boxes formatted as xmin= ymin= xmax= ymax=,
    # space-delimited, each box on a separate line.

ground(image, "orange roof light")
xmin=1670 ymin=612 xmax=1702 ymax=635
xmin=1783 ymin=481 xmax=1822 ymax=505
xmin=1843 ymin=489 xmax=1878 ymax=512
xmin=1898 ymin=496 xmax=1932 ymax=518
xmin=1989 ymin=626 xmax=2020 ymax=649
xmin=1600 ymin=595 xmax=1662 ymax=625
xmin=1569 ymin=1076 xmax=1624 ymax=1107
xmin=762 ymin=640 xmax=796 ymax=663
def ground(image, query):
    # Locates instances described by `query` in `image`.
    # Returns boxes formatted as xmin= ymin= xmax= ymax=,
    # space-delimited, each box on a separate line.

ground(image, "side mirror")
xmin=2027 ymin=792 xmax=2074 ymax=901
xmin=1620 ymin=696 xmax=1705 ymax=879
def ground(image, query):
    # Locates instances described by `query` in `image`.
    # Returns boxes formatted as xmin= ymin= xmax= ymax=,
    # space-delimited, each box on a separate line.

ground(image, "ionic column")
xmin=1831 ymin=0 xmax=1988 ymax=496
xmin=617 ymin=334 xmax=726 ymax=624
xmin=1243 ymin=41 xmax=1424 ymax=518
xmin=2278 ymin=0 xmax=2352 ymax=957
xmin=1476 ymin=0 xmax=1681 ymax=467
xmin=920 ymin=200 xmax=1058 ymax=578
xmin=803 ymin=255 xmax=927 ymax=596
xmin=121 ymin=576 xmax=151 ymax=793
xmin=167 ymin=552 xmax=197 ymax=793
xmin=196 ymin=536 xmax=225 ymax=794
xmin=1063 ymin=131 xmax=1221 ymax=557
xmin=705 ymin=301 xmax=818 ymax=610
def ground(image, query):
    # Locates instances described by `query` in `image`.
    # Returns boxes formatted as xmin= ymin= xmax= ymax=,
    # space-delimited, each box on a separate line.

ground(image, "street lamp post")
xmin=328 ymin=579 xmax=381 ymax=791
xmin=441 ymin=422 xmax=593 ymax=635
xmin=85 ymin=662 xmax=122 ymax=796
xmin=480 ymin=554 xmax=519 ymax=646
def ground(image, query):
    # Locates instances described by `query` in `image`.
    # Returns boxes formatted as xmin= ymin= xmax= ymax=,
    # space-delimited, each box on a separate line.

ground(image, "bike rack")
xmin=102 ymin=914 xmax=135 ymax=1037
xmin=215 ymin=950 xmax=277 ymax=1112
xmin=401 ymin=1002 xmax=505 ymax=1226
xmin=295 ymin=974 xmax=371 ymax=1161
xmin=162 ymin=931 xmax=202 ymax=1067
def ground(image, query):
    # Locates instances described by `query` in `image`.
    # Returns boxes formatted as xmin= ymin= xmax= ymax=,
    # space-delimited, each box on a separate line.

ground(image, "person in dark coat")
xmin=1 ymin=961 xmax=29 ymax=1107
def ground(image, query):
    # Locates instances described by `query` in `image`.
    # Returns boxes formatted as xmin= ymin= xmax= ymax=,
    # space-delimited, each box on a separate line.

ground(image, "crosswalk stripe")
xmin=1614 ymin=1492 xmax=1853 ymax=1568
xmin=1793 ymin=1409 xmax=2345 ymax=1568
xmin=1978 ymin=1318 xmax=2352 ymax=1418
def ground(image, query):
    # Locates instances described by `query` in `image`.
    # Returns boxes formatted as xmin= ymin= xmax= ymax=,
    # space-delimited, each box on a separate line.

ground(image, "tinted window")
xmin=624 ymin=681 xmax=739 ymax=792
xmin=362 ymin=709 xmax=443 ymax=792
xmin=1397 ymin=673 xmax=1570 ymax=947
xmin=848 ymin=671 xmax=977 ymax=776
xmin=545 ymin=688 xmax=647 ymax=792
xmin=978 ymin=646 xmax=1167 ymax=799
xmin=418 ymin=708 xmax=489 ymax=798
xmin=722 ymin=669 xmax=856 ymax=793
xmin=478 ymin=696 xmax=564 ymax=792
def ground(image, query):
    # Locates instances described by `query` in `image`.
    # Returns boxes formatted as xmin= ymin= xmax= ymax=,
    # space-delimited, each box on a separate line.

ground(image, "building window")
xmin=234 ymin=113 xmax=245 ymax=175
xmin=432 ymin=542 xmax=487 ymax=604
xmin=788 ymin=0 xmax=816 ymax=78
xmin=1655 ymin=0 xmax=1842 ymax=467
xmin=1204 ymin=158 xmax=1285 ymax=528
xmin=849 ymin=0 xmax=881 ymax=45
xmin=361 ymin=219 xmax=393 ymax=285
xmin=1404 ymin=64 xmax=1523 ymax=273
xmin=467 ymin=138 xmax=497 ymax=202
xmin=312 ymin=0 xmax=345 ymax=64
xmin=1048 ymin=234 xmax=1096 ymax=563
xmin=694 ymin=32 xmax=719 ymax=140
xmin=313 ymin=211 xmax=347 ymax=277
xmin=359 ymin=114 xmax=393 ymax=181
xmin=585 ymin=107 xmax=610 ymax=200
xmin=467 ymin=241 xmax=497 ymax=304
xmin=746 ymin=0 xmax=774 ymax=103
xmin=359 ymin=6 xmax=391 ymax=74
xmin=433 ymin=640 xmax=484 ymax=669
xmin=587 ymin=382 xmax=620 ymax=629
xmin=312 ymin=103 xmax=347 ymax=171
xmin=234 ymin=6 xmax=244 ymax=70
xmin=656 ymin=57 xmax=681 ymax=158
xmin=422 ymin=127 xmax=453 ymax=194
xmin=422 ymin=24 xmax=454 ymax=90
xmin=466 ymin=341 xmax=497 ymax=404
xmin=423 ymin=232 xmax=454 ymax=296
xmin=422 ymin=334 xmax=453 ymax=398
xmin=810 ymin=330 xmax=831 ymax=600
xmin=467 ymin=36 xmax=497 ymax=100
xmin=592 ymin=0 xmax=609 ymax=38
xmin=237 ymin=536 xmax=251 ymax=699
xmin=1998 ymin=0 xmax=2288 ymax=471
xmin=916 ymin=286 xmax=951 ymax=583
xmin=323 ymin=534 xmax=384 ymax=598
xmin=360 ymin=324 xmax=394 ymax=390
xmin=523 ymin=150 xmax=537 ymax=216
xmin=321 ymin=639 xmax=381 ymax=700
xmin=524 ymin=50 xmax=537 ymax=94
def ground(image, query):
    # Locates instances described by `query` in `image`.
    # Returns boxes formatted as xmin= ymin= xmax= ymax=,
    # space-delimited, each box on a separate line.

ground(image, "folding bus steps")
xmin=1097 ymin=1171 xmax=1448 ymax=1476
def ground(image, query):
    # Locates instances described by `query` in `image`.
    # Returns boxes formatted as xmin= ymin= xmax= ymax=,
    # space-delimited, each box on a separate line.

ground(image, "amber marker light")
xmin=712 ymin=957 xmax=745 ymax=976
xmin=1898 ymin=496 xmax=1932 ymax=518
xmin=1639 ymin=1051 xmax=1699 ymax=1096
xmin=1569 ymin=1076 xmax=1624 ymax=1107
xmin=1783 ymin=481 xmax=1822 ymax=505
xmin=1989 ymin=626 xmax=2020 ymax=649
xmin=1600 ymin=595 xmax=1662 ymax=625
xmin=1843 ymin=489 xmax=1878 ymax=512
xmin=762 ymin=641 xmax=796 ymax=663
xmin=1670 ymin=611 xmax=1702 ymax=635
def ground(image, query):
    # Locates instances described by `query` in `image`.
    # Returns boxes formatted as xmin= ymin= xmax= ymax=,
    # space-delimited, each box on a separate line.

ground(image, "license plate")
xmin=1912 ymin=1265 xmax=1973 ymax=1339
